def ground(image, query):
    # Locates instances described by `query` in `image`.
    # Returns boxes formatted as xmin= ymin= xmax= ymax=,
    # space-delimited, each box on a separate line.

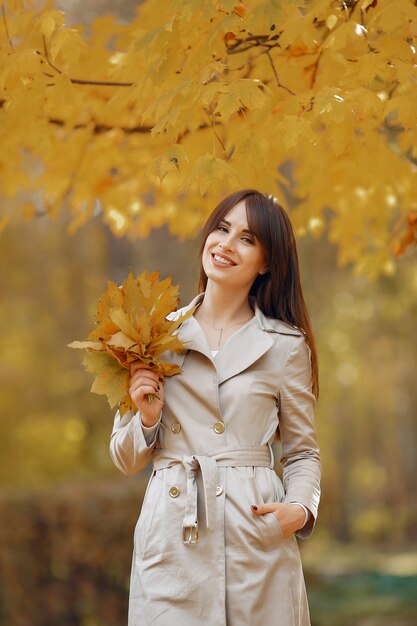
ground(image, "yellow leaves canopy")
xmin=68 ymin=272 xmax=195 ymax=415
xmin=1 ymin=0 xmax=416 ymax=274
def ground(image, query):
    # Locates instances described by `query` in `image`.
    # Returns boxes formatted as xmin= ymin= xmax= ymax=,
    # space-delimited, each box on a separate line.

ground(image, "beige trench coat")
xmin=110 ymin=293 xmax=321 ymax=626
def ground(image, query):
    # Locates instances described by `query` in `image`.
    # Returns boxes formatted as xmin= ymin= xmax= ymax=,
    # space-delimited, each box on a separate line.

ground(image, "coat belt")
xmin=152 ymin=445 xmax=274 ymax=541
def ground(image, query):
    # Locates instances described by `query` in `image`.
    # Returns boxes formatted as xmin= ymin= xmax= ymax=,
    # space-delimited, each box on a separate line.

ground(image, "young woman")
xmin=110 ymin=189 xmax=321 ymax=626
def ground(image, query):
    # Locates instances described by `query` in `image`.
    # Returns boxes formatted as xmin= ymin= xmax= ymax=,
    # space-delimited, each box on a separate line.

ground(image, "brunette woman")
xmin=110 ymin=189 xmax=321 ymax=626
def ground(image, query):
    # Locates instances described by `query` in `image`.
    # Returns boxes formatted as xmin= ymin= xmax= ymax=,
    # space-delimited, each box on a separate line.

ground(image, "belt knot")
xmin=152 ymin=444 xmax=273 ymax=545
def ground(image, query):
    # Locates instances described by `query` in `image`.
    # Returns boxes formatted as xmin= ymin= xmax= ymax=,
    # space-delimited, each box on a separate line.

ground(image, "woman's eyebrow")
xmin=221 ymin=219 xmax=255 ymax=236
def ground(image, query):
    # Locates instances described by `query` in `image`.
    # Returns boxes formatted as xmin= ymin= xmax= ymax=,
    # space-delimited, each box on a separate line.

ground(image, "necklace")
xmin=199 ymin=314 xmax=254 ymax=346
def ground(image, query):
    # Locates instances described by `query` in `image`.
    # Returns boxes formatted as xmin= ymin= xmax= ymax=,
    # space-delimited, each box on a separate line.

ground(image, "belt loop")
xmin=268 ymin=442 xmax=275 ymax=469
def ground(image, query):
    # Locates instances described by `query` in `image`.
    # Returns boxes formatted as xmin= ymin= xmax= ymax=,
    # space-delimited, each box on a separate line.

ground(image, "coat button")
xmin=213 ymin=421 xmax=225 ymax=434
xmin=171 ymin=422 xmax=181 ymax=434
xmin=216 ymin=484 xmax=224 ymax=496
xmin=169 ymin=486 xmax=180 ymax=498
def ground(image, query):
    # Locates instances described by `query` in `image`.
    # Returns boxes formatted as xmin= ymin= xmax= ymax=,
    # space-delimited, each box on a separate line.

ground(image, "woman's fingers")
xmin=129 ymin=377 xmax=161 ymax=405
xmin=129 ymin=373 xmax=160 ymax=391
xmin=251 ymin=503 xmax=278 ymax=515
xmin=130 ymin=361 xmax=159 ymax=379
xmin=128 ymin=365 xmax=165 ymax=419
xmin=129 ymin=369 xmax=160 ymax=390
xmin=130 ymin=381 xmax=158 ymax=397
xmin=129 ymin=365 xmax=164 ymax=410
xmin=131 ymin=361 xmax=155 ymax=375
xmin=129 ymin=381 xmax=164 ymax=419
xmin=250 ymin=502 xmax=305 ymax=538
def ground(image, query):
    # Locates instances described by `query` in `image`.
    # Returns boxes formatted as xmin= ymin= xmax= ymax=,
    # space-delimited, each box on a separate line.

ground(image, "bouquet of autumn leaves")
xmin=68 ymin=272 xmax=194 ymax=416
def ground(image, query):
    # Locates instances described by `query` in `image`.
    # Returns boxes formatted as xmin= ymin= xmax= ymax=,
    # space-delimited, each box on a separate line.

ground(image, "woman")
xmin=110 ymin=189 xmax=321 ymax=626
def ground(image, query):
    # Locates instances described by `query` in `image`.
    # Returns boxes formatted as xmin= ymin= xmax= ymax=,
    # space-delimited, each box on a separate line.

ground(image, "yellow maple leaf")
xmin=183 ymin=153 xmax=240 ymax=195
xmin=38 ymin=10 xmax=65 ymax=38
xmin=84 ymin=351 xmax=131 ymax=410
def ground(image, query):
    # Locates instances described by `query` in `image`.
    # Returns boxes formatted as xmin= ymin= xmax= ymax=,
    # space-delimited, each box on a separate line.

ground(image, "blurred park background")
xmin=1 ymin=200 xmax=417 ymax=626
xmin=1 ymin=1 xmax=417 ymax=625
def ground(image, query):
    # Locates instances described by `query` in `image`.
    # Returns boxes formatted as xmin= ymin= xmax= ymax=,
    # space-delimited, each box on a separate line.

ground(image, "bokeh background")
xmin=1 ymin=2 xmax=417 ymax=626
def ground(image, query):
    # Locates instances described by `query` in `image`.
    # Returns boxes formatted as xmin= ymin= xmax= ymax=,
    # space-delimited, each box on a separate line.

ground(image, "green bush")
xmin=0 ymin=477 xmax=149 ymax=626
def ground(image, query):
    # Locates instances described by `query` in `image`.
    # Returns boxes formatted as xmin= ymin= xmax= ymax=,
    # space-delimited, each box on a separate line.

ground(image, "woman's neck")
xmin=196 ymin=281 xmax=253 ymax=327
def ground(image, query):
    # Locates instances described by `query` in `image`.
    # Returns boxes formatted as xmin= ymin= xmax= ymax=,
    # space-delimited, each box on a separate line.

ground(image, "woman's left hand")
xmin=251 ymin=502 xmax=306 ymax=539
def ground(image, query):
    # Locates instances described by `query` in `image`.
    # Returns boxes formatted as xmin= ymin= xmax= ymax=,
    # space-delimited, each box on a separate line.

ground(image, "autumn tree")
xmin=1 ymin=0 xmax=416 ymax=275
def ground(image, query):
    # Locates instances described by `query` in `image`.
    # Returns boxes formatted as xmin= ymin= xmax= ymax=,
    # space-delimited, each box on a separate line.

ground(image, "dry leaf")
xmin=69 ymin=271 xmax=195 ymax=415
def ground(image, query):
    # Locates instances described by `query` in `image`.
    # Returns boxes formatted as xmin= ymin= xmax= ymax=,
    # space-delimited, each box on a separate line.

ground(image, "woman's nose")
xmin=220 ymin=233 xmax=235 ymax=251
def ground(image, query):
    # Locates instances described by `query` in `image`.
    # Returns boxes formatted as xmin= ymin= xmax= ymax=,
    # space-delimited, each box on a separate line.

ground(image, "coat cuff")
xmin=289 ymin=501 xmax=310 ymax=527
xmin=139 ymin=412 xmax=162 ymax=447
xmin=283 ymin=486 xmax=319 ymax=540
xmin=285 ymin=500 xmax=316 ymax=540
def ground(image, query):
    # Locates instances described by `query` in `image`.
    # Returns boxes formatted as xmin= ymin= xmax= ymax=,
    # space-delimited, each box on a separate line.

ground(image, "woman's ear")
xmin=259 ymin=266 xmax=269 ymax=276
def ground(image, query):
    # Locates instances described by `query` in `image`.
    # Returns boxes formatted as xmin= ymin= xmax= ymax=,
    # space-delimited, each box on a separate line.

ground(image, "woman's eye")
xmin=242 ymin=237 xmax=254 ymax=245
xmin=217 ymin=225 xmax=228 ymax=232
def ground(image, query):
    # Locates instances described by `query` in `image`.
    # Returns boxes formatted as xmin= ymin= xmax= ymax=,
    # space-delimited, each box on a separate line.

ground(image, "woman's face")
xmin=202 ymin=201 xmax=267 ymax=292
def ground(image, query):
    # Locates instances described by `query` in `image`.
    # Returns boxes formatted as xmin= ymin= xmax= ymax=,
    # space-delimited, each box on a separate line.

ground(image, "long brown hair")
xmin=198 ymin=189 xmax=319 ymax=398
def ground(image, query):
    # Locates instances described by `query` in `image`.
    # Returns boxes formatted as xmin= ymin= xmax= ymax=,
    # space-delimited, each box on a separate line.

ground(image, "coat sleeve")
xmin=278 ymin=334 xmax=321 ymax=540
xmin=109 ymin=408 xmax=161 ymax=475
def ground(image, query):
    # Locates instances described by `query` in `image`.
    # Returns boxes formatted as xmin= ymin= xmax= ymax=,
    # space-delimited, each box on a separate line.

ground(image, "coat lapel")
xmin=173 ymin=294 xmax=214 ymax=362
xmin=215 ymin=305 xmax=302 ymax=384
xmin=172 ymin=293 xmax=303 ymax=383
xmin=215 ymin=318 xmax=274 ymax=384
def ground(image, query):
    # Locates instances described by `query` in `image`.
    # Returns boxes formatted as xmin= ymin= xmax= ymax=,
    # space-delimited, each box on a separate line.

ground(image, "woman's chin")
xmin=206 ymin=272 xmax=231 ymax=286
xmin=203 ymin=261 xmax=228 ymax=281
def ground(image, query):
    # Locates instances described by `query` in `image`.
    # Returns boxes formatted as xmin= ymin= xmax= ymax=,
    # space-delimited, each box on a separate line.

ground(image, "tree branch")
xmin=40 ymin=37 xmax=135 ymax=87
xmin=71 ymin=77 xmax=135 ymax=87
xmin=308 ymin=48 xmax=324 ymax=89
xmin=226 ymin=33 xmax=280 ymax=56
xmin=359 ymin=6 xmax=379 ymax=53
xmin=264 ymin=49 xmax=295 ymax=95
xmin=48 ymin=118 xmax=153 ymax=134
xmin=1 ymin=3 xmax=14 ymax=51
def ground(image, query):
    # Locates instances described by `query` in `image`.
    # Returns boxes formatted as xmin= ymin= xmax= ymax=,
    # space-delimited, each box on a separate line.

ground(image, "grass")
xmin=301 ymin=539 xmax=417 ymax=626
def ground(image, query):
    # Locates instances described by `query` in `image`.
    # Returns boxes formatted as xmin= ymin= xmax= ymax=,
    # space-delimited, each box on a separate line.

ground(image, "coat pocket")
xmin=240 ymin=468 xmax=285 ymax=552
xmin=134 ymin=467 xmax=186 ymax=561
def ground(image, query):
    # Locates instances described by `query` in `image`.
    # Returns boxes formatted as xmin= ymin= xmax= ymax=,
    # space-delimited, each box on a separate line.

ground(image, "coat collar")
xmin=173 ymin=293 xmax=302 ymax=384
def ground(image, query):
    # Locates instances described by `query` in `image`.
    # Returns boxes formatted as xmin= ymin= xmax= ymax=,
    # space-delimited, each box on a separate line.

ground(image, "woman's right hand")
xmin=129 ymin=362 xmax=164 ymax=427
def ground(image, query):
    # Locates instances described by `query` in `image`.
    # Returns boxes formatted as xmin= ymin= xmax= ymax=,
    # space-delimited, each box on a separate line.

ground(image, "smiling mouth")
xmin=212 ymin=253 xmax=236 ymax=266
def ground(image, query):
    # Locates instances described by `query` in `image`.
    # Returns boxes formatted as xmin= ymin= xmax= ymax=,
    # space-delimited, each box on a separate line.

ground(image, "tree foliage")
xmin=1 ymin=0 xmax=416 ymax=274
